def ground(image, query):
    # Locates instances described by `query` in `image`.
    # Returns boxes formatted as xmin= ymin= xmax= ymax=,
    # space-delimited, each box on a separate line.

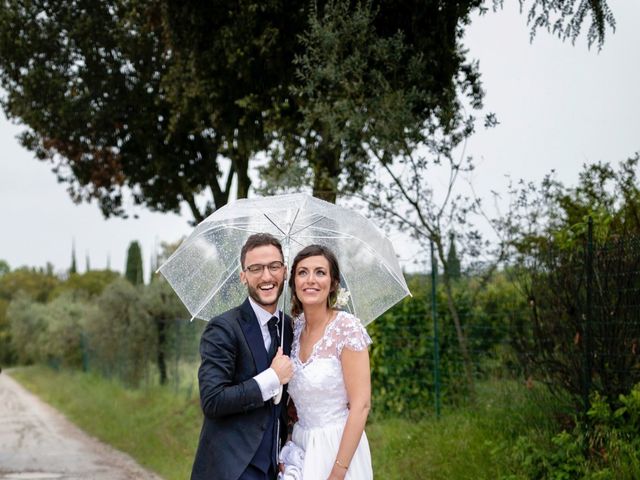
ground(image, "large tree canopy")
xmin=0 ymin=0 xmax=237 ymax=221
xmin=0 ymin=0 xmax=615 ymax=220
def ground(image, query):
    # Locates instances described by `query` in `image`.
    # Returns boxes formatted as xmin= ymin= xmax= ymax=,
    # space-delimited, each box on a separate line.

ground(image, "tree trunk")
xmin=437 ymin=240 xmax=476 ymax=398
xmin=312 ymin=142 xmax=340 ymax=203
xmin=156 ymin=317 xmax=167 ymax=385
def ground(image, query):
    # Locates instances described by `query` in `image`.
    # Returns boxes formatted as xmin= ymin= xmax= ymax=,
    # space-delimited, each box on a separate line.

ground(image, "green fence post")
xmin=431 ymin=240 xmax=441 ymax=418
xmin=583 ymin=216 xmax=594 ymax=423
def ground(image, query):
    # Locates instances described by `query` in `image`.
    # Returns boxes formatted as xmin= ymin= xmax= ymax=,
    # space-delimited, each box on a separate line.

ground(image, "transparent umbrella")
xmin=158 ymin=193 xmax=411 ymax=324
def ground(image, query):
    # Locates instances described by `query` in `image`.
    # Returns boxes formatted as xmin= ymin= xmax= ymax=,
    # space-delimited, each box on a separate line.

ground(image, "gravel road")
xmin=0 ymin=370 xmax=163 ymax=480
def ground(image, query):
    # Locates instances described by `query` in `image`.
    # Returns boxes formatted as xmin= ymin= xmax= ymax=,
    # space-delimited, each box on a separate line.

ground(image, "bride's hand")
xmin=327 ymin=465 xmax=347 ymax=480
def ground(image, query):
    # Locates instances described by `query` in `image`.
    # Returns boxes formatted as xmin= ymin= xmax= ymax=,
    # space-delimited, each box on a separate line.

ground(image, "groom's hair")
xmin=240 ymin=233 xmax=284 ymax=268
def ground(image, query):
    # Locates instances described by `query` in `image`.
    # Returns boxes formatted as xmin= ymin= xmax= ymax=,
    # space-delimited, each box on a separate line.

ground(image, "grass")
xmin=367 ymin=380 xmax=564 ymax=480
xmin=9 ymin=366 xmax=565 ymax=480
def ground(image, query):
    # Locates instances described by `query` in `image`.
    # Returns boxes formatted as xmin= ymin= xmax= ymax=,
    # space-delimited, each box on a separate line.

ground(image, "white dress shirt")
xmin=248 ymin=296 xmax=282 ymax=401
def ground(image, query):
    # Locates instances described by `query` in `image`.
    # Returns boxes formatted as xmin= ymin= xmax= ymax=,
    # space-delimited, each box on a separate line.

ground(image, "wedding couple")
xmin=191 ymin=233 xmax=373 ymax=480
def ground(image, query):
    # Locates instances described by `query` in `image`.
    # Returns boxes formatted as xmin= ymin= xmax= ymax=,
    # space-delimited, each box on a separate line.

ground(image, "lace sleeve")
xmin=335 ymin=313 xmax=372 ymax=356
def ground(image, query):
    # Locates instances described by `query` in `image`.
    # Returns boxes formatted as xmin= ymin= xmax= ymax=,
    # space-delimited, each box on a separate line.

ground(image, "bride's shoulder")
xmin=332 ymin=311 xmax=367 ymax=334
xmin=332 ymin=311 xmax=372 ymax=352
xmin=334 ymin=310 xmax=362 ymax=325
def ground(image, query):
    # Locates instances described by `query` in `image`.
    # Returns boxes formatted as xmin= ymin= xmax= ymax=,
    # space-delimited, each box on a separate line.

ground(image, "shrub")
xmin=85 ymin=279 xmax=154 ymax=386
xmin=7 ymin=292 xmax=48 ymax=364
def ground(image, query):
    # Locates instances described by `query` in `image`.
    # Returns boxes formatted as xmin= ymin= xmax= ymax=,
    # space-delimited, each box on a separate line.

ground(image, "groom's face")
xmin=240 ymin=245 xmax=286 ymax=314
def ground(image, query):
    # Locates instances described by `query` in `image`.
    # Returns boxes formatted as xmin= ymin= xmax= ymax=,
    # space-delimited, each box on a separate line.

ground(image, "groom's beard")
xmin=246 ymin=281 xmax=285 ymax=311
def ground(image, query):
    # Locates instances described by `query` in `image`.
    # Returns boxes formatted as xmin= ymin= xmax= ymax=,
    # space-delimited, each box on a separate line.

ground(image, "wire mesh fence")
xmin=39 ymin=219 xmax=640 ymax=421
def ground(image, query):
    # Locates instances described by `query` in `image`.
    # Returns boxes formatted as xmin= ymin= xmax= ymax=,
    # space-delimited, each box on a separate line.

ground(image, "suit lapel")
xmin=239 ymin=298 xmax=269 ymax=373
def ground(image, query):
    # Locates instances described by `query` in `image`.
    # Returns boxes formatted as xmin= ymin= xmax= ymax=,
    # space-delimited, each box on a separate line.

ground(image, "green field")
xmin=9 ymin=366 xmax=558 ymax=479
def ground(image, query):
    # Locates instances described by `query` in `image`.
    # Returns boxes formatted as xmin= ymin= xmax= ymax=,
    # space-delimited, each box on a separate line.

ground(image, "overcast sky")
xmin=1 ymin=1 xmax=638 ymax=275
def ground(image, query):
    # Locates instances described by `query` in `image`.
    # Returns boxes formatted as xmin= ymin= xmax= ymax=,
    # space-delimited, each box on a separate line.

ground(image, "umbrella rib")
xmin=289 ymin=215 xmax=326 ymax=237
xmin=263 ymin=213 xmax=287 ymax=236
xmin=287 ymin=208 xmax=301 ymax=236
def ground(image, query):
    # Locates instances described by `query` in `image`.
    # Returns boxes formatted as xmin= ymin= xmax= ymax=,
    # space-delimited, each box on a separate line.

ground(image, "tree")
xmin=125 ymin=241 xmax=144 ymax=286
xmin=0 ymin=1 xmax=615 ymax=221
xmin=257 ymin=0 xmax=485 ymax=202
xmin=70 ymin=239 xmax=77 ymax=275
xmin=7 ymin=292 xmax=49 ymax=364
xmin=141 ymin=276 xmax=187 ymax=384
xmin=50 ymin=270 xmax=120 ymax=299
xmin=159 ymin=0 xmax=309 ymax=203
xmin=447 ymin=233 xmax=462 ymax=281
xmin=42 ymin=292 xmax=94 ymax=369
xmin=507 ymin=155 xmax=640 ymax=411
xmin=0 ymin=260 xmax=9 ymax=276
xmin=85 ymin=278 xmax=153 ymax=386
xmin=511 ymin=0 xmax=615 ymax=50
xmin=0 ymin=267 xmax=61 ymax=364
xmin=0 ymin=0 xmax=243 ymax=222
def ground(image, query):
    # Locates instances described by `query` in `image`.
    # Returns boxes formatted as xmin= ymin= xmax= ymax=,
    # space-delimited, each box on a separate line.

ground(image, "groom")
xmin=191 ymin=233 xmax=294 ymax=480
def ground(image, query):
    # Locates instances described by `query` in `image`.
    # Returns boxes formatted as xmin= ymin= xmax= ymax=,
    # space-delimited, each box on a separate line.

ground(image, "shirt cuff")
xmin=254 ymin=367 xmax=281 ymax=401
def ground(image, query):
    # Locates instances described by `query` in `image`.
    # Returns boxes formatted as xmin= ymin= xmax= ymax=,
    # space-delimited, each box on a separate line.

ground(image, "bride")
xmin=282 ymin=244 xmax=373 ymax=480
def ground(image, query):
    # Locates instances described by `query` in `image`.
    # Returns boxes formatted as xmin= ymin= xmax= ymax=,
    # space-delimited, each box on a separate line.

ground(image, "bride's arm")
xmin=329 ymin=348 xmax=371 ymax=480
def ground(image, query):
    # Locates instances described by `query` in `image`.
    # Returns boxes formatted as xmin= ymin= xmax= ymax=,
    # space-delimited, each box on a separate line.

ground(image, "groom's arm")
xmin=198 ymin=316 xmax=264 ymax=418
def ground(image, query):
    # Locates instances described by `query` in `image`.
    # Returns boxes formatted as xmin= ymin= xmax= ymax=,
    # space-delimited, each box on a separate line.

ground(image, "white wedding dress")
xmin=287 ymin=311 xmax=373 ymax=480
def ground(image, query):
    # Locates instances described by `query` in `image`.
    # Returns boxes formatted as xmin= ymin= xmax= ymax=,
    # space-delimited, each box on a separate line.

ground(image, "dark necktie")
xmin=267 ymin=315 xmax=280 ymax=360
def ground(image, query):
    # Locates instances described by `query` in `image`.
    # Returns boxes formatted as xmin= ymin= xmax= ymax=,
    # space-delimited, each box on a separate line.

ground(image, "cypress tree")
xmin=446 ymin=233 xmax=461 ymax=280
xmin=125 ymin=241 xmax=144 ymax=285
xmin=70 ymin=239 xmax=77 ymax=274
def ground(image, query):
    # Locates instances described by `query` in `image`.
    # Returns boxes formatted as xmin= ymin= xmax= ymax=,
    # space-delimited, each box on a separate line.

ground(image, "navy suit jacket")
xmin=191 ymin=298 xmax=293 ymax=480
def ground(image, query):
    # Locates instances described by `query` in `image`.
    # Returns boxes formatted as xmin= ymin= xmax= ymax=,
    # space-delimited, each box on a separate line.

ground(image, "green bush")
xmin=368 ymin=272 xmax=526 ymax=417
xmin=503 ymin=383 xmax=640 ymax=480
xmin=85 ymin=279 xmax=155 ymax=387
xmin=7 ymin=292 xmax=48 ymax=364
xmin=43 ymin=292 xmax=95 ymax=369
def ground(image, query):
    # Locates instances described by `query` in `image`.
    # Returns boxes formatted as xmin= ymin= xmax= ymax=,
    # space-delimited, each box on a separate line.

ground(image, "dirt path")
xmin=0 ymin=371 xmax=163 ymax=480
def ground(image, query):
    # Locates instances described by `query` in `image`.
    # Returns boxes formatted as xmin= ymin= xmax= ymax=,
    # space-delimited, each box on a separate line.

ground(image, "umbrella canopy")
xmin=158 ymin=193 xmax=410 ymax=323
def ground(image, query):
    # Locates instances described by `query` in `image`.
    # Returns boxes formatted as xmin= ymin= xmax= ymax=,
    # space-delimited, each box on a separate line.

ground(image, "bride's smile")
xmin=294 ymin=256 xmax=333 ymax=308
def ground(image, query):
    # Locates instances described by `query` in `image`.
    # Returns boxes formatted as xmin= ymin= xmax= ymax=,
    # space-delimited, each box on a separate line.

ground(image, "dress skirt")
xmin=291 ymin=419 xmax=373 ymax=480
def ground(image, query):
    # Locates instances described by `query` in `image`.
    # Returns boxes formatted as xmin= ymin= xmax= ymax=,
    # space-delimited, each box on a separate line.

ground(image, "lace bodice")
xmin=288 ymin=311 xmax=372 ymax=430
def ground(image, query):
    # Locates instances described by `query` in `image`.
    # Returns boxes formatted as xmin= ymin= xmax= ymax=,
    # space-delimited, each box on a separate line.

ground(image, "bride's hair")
xmin=289 ymin=244 xmax=340 ymax=317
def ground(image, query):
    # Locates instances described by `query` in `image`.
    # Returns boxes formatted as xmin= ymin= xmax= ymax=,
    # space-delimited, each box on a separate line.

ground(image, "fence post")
xmin=583 ymin=216 xmax=594 ymax=422
xmin=431 ymin=240 xmax=441 ymax=418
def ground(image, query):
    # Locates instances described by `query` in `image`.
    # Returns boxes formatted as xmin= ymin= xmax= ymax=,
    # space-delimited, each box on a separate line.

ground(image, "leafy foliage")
xmin=515 ymin=0 xmax=615 ymax=50
xmin=0 ymin=0 xmax=238 ymax=221
xmin=368 ymin=272 xmax=526 ymax=417
xmin=0 ymin=0 xmax=617 ymax=219
xmin=85 ymin=278 xmax=153 ymax=386
xmin=140 ymin=276 xmax=189 ymax=384
xmin=7 ymin=292 xmax=48 ymax=364
xmin=0 ymin=267 xmax=61 ymax=363
xmin=503 ymin=384 xmax=640 ymax=480
xmin=43 ymin=292 xmax=95 ymax=369
xmin=507 ymin=156 xmax=640 ymax=411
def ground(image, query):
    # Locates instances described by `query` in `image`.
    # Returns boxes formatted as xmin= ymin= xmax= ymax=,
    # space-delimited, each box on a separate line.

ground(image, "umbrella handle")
xmin=274 ymin=303 xmax=286 ymax=405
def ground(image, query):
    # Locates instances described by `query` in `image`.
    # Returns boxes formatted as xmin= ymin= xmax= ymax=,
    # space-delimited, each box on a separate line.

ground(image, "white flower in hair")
xmin=333 ymin=287 xmax=351 ymax=308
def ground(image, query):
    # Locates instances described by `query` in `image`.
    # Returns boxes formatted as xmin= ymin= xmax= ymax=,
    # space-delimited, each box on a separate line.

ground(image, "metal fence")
xmin=47 ymin=219 xmax=640 ymax=421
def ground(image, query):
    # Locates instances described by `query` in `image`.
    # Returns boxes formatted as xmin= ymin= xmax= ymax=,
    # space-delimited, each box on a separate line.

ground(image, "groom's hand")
xmin=271 ymin=347 xmax=293 ymax=385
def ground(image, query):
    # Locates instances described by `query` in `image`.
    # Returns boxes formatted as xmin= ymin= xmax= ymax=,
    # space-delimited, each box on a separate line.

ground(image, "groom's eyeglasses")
xmin=244 ymin=261 xmax=285 ymax=275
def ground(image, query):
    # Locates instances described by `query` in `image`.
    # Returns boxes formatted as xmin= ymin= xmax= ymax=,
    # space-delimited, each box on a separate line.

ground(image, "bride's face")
xmin=294 ymin=255 xmax=333 ymax=309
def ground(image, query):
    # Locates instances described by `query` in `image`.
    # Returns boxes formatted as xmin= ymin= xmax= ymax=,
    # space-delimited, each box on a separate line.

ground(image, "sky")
xmin=0 ymin=1 xmax=638 ymax=276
